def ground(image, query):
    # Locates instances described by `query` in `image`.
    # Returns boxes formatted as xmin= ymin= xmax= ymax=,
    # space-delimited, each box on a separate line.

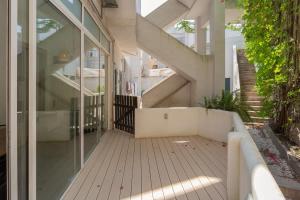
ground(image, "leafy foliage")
xmin=175 ymin=20 xmax=195 ymax=33
xmin=203 ymin=90 xmax=251 ymax=122
xmin=242 ymin=0 xmax=300 ymax=134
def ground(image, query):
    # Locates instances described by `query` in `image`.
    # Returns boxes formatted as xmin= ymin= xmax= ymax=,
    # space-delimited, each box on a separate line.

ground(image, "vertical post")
xmin=210 ymin=0 xmax=225 ymax=96
xmin=8 ymin=0 xmax=18 ymax=199
xmin=80 ymin=6 xmax=84 ymax=168
xmin=195 ymin=16 xmax=207 ymax=55
xmin=28 ymin=0 xmax=37 ymax=199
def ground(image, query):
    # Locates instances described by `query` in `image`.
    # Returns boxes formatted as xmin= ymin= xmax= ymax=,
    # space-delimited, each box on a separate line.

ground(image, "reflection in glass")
xmin=17 ymin=0 xmax=29 ymax=199
xmin=0 ymin=0 xmax=8 ymax=199
xmin=100 ymin=50 xmax=107 ymax=130
xmin=84 ymin=9 xmax=100 ymax=41
xmin=57 ymin=0 xmax=82 ymax=20
xmin=84 ymin=37 xmax=102 ymax=160
xmin=36 ymin=1 xmax=81 ymax=199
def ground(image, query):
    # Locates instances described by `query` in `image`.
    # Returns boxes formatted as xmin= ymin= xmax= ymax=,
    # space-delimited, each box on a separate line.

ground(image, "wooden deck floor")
xmin=62 ymin=131 xmax=227 ymax=200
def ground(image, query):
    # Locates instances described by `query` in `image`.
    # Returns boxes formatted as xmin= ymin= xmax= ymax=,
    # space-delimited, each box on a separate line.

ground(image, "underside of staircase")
xmin=136 ymin=0 xmax=214 ymax=105
xmin=237 ymin=49 xmax=268 ymax=124
xmin=142 ymin=73 xmax=191 ymax=108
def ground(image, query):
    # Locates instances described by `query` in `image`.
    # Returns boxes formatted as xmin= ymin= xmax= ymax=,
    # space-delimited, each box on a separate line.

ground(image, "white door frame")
xmin=8 ymin=0 xmax=18 ymax=199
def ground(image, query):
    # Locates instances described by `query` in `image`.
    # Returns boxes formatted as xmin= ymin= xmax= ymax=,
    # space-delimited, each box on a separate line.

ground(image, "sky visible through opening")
xmin=141 ymin=0 xmax=167 ymax=16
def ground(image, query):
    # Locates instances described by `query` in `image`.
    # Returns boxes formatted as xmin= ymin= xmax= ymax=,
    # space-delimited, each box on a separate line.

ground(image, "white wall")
xmin=135 ymin=107 xmax=232 ymax=142
xmin=225 ymin=29 xmax=245 ymax=91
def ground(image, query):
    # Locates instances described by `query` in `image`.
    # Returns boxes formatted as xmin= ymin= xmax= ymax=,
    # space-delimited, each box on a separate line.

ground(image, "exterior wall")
xmin=135 ymin=107 xmax=232 ymax=142
xmin=225 ymin=29 xmax=245 ymax=91
xmin=156 ymin=82 xmax=191 ymax=107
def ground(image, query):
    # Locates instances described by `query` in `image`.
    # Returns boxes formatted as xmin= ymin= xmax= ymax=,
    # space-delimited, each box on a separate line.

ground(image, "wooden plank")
xmin=75 ymin=134 xmax=120 ymax=200
xmin=196 ymin=137 xmax=227 ymax=167
xmin=172 ymin=136 xmax=224 ymax=200
xmin=160 ymin=138 xmax=199 ymax=200
xmin=140 ymin=139 xmax=153 ymax=200
xmin=184 ymin=137 xmax=227 ymax=199
xmin=145 ymin=139 xmax=164 ymax=200
xmin=151 ymin=139 xmax=176 ymax=200
xmin=188 ymin=137 xmax=227 ymax=179
xmin=166 ymin=137 xmax=212 ymax=200
xmin=119 ymin=137 xmax=135 ymax=199
xmin=63 ymin=132 xmax=113 ymax=200
xmin=97 ymin=133 xmax=131 ymax=200
xmin=86 ymin=133 xmax=126 ymax=200
xmin=154 ymin=138 xmax=188 ymax=200
xmin=130 ymin=138 xmax=142 ymax=200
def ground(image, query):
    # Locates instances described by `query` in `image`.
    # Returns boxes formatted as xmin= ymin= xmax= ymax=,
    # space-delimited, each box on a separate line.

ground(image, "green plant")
xmin=203 ymin=90 xmax=251 ymax=121
xmin=242 ymin=0 xmax=300 ymax=134
xmin=175 ymin=20 xmax=195 ymax=33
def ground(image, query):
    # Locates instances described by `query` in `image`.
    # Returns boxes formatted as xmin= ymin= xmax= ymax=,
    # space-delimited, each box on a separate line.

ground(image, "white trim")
xmin=8 ymin=0 xmax=18 ymax=199
xmin=28 ymin=0 xmax=37 ymax=199
xmin=49 ymin=0 xmax=111 ymax=55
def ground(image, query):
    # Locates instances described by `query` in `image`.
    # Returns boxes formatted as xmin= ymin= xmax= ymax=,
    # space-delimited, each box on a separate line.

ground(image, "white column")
xmin=195 ymin=16 xmax=207 ymax=54
xmin=210 ymin=0 xmax=225 ymax=96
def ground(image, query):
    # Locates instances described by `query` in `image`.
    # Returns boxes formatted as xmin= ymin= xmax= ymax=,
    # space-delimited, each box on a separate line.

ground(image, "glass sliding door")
xmin=100 ymin=50 xmax=107 ymax=130
xmin=83 ymin=36 xmax=101 ymax=161
xmin=17 ymin=0 xmax=29 ymax=199
xmin=0 ymin=0 xmax=8 ymax=199
xmin=36 ymin=0 xmax=81 ymax=199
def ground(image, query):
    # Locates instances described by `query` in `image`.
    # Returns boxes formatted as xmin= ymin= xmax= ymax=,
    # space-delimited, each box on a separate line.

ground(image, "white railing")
xmin=232 ymin=45 xmax=240 ymax=93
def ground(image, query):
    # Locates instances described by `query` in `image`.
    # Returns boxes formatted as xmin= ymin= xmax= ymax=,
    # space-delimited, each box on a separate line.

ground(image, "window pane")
xmin=37 ymin=1 xmax=81 ymax=200
xmin=56 ymin=0 xmax=82 ymax=20
xmin=0 ymin=0 xmax=8 ymax=199
xmin=84 ymin=9 xmax=100 ymax=41
xmin=17 ymin=0 xmax=29 ymax=199
xmin=83 ymin=37 xmax=102 ymax=160
xmin=100 ymin=50 xmax=107 ymax=130
xmin=100 ymin=31 xmax=110 ymax=52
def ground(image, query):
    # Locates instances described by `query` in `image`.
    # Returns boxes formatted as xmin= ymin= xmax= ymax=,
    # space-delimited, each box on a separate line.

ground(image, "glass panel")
xmin=37 ymin=1 xmax=81 ymax=199
xmin=56 ymin=0 xmax=82 ymax=20
xmin=100 ymin=32 xmax=110 ymax=52
xmin=0 ymin=0 xmax=8 ymax=199
xmin=84 ymin=9 xmax=100 ymax=41
xmin=100 ymin=50 xmax=107 ymax=130
xmin=17 ymin=0 xmax=29 ymax=199
xmin=83 ymin=37 xmax=102 ymax=160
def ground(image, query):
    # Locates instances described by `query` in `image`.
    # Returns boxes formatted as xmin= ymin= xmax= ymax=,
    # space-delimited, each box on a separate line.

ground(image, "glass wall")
xmin=84 ymin=10 xmax=100 ymax=40
xmin=17 ymin=0 xmax=29 ymax=199
xmin=100 ymin=50 xmax=107 ymax=130
xmin=0 ymin=0 xmax=8 ymax=199
xmin=83 ymin=37 xmax=102 ymax=160
xmin=36 ymin=0 xmax=81 ymax=199
xmin=58 ymin=0 xmax=82 ymax=20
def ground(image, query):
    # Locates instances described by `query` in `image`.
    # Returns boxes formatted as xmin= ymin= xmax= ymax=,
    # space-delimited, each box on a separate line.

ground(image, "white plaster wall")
xmin=157 ymin=82 xmax=191 ymax=108
xmin=225 ymin=29 xmax=245 ymax=91
xmin=135 ymin=107 xmax=232 ymax=142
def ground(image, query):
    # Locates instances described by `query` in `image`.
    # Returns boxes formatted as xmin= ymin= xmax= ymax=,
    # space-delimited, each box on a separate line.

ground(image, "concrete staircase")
xmin=136 ymin=14 xmax=213 ymax=104
xmin=142 ymin=73 xmax=190 ymax=108
xmin=237 ymin=49 xmax=268 ymax=124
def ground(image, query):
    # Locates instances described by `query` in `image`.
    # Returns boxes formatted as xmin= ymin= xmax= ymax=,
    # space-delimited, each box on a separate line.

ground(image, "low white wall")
xmin=135 ymin=108 xmax=285 ymax=200
xmin=228 ymin=113 xmax=285 ymax=200
xmin=135 ymin=107 xmax=232 ymax=142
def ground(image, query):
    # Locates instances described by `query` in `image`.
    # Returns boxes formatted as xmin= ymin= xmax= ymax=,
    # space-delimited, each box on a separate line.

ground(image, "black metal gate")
xmin=114 ymin=95 xmax=138 ymax=134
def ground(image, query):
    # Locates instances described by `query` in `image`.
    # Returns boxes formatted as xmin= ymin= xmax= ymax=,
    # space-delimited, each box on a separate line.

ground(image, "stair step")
xmin=248 ymin=111 xmax=260 ymax=117
xmin=249 ymin=105 xmax=262 ymax=111
xmin=242 ymin=96 xmax=263 ymax=101
xmin=245 ymin=100 xmax=262 ymax=106
xmin=251 ymin=116 xmax=269 ymax=123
